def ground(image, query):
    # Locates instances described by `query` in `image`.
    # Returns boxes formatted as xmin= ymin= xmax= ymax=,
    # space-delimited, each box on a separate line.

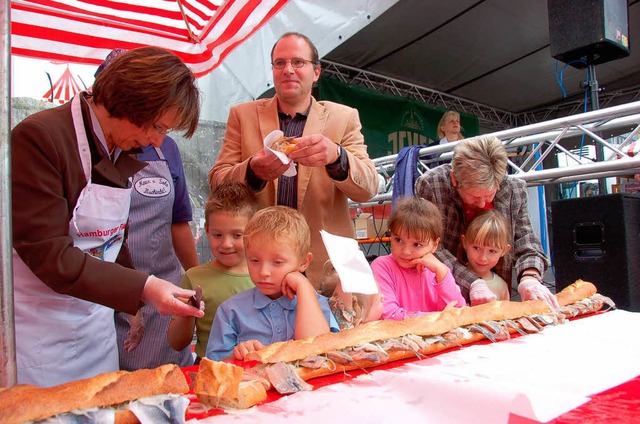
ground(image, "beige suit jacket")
xmin=209 ymin=96 xmax=378 ymax=294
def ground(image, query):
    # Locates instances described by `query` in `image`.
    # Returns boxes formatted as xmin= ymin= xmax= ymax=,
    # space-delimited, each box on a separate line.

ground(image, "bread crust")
xmin=556 ymin=279 xmax=597 ymax=306
xmin=194 ymin=358 xmax=243 ymax=400
xmin=196 ymin=381 xmax=267 ymax=410
xmin=0 ymin=364 xmax=188 ymax=424
xmin=245 ymin=299 xmax=550 ymax=364
xmin=245 ymin=281 xmax=604 ymax=385
xmin=294 ymin=331 xmax=488 ymax=381
xmin=194 ymin=358 xmax=267 ymax=410
xmin=114 ymin=409 xmax=140 ymax=424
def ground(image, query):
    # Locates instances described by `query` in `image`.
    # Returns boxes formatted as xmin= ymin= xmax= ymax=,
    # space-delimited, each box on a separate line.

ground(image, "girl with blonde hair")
xmin=460 ymin=210 xmax=512 ymax=300
xmin=437 ymin=110 xmax=464 ymax=144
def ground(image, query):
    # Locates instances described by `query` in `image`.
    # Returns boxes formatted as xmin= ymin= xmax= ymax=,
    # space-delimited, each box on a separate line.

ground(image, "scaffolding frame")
xmin=322 ymin=60 xmax=640 ymax=133
xmin=351 ymin=100 xmax=640 ymax=208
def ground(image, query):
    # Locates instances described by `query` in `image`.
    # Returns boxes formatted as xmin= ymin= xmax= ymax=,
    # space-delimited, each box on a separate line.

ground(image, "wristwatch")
xmin=331 ymin=144 xmax=342 ymax=164
xmin=521 ymin=272 xmax=542 ymax=282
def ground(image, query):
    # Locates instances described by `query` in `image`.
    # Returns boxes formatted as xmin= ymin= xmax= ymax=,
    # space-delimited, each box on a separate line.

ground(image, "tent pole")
xmin=0 ymin=0 xmax=17 ymax=388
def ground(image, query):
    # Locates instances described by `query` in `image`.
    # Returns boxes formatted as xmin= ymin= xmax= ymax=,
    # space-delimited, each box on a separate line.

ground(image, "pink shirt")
xmin=371 ymin=255 xmax=467 ymax=320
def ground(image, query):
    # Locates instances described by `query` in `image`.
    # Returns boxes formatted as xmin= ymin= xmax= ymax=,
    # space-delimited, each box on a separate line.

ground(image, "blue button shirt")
xmin=205 ymin=288 xmax=339 ymax=360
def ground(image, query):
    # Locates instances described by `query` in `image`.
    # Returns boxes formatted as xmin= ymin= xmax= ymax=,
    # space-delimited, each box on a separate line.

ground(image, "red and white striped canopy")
xmin=10 ymin=0 xmax=289 ymax=77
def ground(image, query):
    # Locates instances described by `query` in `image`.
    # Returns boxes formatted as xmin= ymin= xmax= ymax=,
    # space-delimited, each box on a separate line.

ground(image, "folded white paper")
xmin=319 ymin=230 xmax=379 ymax=295
xmin=264 ymin=130 xmax=296 ymax=177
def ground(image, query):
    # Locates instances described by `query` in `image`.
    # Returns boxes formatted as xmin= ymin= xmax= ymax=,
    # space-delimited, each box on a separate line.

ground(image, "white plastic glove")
xmin=469 ymin=279 xmax=497 ymax=306
xmin=518 ymin=277 xmax=560 ymax=312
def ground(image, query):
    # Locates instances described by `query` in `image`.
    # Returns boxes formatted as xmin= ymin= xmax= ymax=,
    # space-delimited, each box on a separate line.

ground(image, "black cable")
xmin=45 ymin=72 xmax=53 ymax=103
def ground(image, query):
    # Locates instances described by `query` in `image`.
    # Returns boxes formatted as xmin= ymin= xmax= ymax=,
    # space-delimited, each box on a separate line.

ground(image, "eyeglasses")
xmin=271 ymin=58 xmax=315 ymax=69
xmin=152 ymin=123 xmax=173 ymax=135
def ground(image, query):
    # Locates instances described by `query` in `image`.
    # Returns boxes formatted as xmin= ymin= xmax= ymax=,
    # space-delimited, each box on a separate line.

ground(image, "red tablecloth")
xmin=512 ymin=375 xmax=640 ymax=423
xmin=183 ymin=311 xmax=640 ymax=423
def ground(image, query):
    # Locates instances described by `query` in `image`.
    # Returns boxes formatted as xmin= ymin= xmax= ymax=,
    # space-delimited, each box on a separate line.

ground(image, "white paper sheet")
xmin=264 ymin=130 xmax=296 ymax=177
xmin=193 ymin=310 xmax=640 ymax=424
xmin=320 ymin=230 xmax=379 ymax=295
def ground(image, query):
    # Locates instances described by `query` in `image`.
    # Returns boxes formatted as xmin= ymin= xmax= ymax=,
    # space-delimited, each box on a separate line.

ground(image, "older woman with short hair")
xmin=11 ymin=47 xmax=203 ymax=387
xmin=415 ymin=136 xmax=557 ymax=311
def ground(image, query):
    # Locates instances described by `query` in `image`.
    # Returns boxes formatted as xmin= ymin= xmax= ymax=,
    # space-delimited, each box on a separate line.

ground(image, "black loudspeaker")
xmin=548 ymin=0 xmax=630 ymax=68
xmin=551 ymin=193 xmax=640 ymax=311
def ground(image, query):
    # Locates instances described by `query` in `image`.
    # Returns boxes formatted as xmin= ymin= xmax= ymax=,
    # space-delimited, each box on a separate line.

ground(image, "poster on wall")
xmin=318 ymin=77 xmax=479 ymax=159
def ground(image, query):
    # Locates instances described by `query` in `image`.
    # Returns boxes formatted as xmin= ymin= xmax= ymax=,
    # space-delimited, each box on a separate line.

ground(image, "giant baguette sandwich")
xmin=186 ymin=281 xmax=612 ymax=412
xmin=243 ymin=280 xmax=613 ymax=388
xmin=555 ymin=278 xmax=597 ymax=306
xmin=0 ymin=364 xmax=189 ymax=424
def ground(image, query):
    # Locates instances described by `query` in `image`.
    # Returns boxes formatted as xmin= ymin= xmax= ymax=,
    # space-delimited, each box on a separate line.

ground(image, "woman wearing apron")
xmin=11 ymin=47 xmax=203 ymax=387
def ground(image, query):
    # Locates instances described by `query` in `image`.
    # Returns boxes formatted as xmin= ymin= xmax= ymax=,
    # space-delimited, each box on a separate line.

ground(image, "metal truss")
xmin=517 ymin=84 xmax=640 ymax=125
xmin=321 ymin=60 xmax=640 ymax=132
xmin=351 ymin=100 xmax=640 ymax=208
xmin=321 ymin=60 xmax=519 ymax=132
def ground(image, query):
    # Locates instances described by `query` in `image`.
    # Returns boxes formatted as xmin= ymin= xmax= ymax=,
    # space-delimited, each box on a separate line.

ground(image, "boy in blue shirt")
xmin=206 ymin=206 xmax=338 ymax=361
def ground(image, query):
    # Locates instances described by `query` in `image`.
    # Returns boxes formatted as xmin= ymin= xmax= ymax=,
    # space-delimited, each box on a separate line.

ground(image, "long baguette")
xmin=246 ymin=299 xmax=550 ymax=364
xmin=223 ymin=281 xmax=605 ymax=405
xmin=0 ymin=364 xmax=189 ymax=424
xmin=293 ymin=331 xmax=489 ymax=381
xmin=556 ymin=279 xmax=597 ymax=306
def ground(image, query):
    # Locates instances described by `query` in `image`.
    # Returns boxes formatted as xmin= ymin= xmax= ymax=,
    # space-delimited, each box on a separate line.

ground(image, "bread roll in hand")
xmin=271 ymin=136 xmax=298 ymax=156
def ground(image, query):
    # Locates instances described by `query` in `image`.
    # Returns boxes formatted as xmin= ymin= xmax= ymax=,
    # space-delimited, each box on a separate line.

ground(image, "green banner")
xmin=318 ymin=77 xmax=479 ymax=159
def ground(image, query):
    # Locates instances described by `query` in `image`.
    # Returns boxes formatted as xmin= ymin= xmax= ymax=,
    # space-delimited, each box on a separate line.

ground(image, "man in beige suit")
xmin=209 ymin=32 xmax=378 ymax=296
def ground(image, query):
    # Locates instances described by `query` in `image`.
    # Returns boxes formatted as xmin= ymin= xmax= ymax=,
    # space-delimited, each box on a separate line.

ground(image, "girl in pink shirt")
xmin=371 ymin=196 xmax=466 ymax=320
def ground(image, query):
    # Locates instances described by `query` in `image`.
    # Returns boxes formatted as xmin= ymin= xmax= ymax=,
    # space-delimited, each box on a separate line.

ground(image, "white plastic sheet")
xmin=192 ymin=310 xmax=640 ymax=423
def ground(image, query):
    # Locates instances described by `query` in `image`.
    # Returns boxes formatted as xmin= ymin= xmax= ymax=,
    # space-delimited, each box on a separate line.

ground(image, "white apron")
xmin=13 ymin=95 xmax=132 ymax=387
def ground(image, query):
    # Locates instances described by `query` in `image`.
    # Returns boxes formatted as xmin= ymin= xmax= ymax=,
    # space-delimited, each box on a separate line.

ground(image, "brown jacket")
xmin=11 ymin=93 xmax=148 ymax=314
xmin=209 ymin=96 xmax=378 ymax=292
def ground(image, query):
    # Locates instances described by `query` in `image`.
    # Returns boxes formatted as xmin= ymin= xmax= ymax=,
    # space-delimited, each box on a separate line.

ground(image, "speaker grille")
xmin=552 ymin=193 xmax=640 ymax=311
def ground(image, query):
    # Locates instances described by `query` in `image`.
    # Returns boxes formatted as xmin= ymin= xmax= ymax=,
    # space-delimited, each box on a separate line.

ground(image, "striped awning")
xmin=10 ymin=0 xmax=289 ymax=77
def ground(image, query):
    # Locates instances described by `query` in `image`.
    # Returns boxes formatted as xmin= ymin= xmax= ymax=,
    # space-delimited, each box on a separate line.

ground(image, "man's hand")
xmin=249 ymin=149 xmax=291 ymax=181
xmin=289 ymin=134 xmax=340 ymax=167
xmin=469 ymin=279 xmax=497 ymax=306
xmin=518 ymin=277 xmax=560 ymax=312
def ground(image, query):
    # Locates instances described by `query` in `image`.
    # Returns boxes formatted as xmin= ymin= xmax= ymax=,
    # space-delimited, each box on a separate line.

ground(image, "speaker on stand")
xmin=551 ymin=193 xmax=640 ymax=311
xmin=548 ymin=0 xmax=630 ymax=69
xmin=548 ymin=0 xmax=630 ymax=109
xmin=548 ymin=0 xmax=631 ymax=193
